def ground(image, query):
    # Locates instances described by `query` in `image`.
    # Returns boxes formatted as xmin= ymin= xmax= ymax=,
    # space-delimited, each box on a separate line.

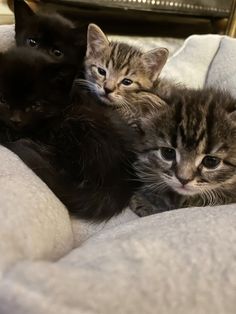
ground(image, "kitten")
xmin=52 ymin=93 xmax=139 ymax=220
xmin=14 ymin=0 xmax=87 ymax=70
xmin=0 ymin=47 xmax=76 ymax=138
xmin=81 ymin=23 xmax=168 ymax=122
xmin=6 ymin=93 xmax=139 ymax=221
xmin=132 ymin=87 xmax=236 ymax=216
xmin=0 ymin=47 xmax=139 ymax=221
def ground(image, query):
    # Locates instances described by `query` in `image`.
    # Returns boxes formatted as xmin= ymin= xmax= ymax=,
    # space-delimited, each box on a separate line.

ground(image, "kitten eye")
xmin=121 ymin=78 xmax=133 ymax=86
xmin=31 ymin=102 xmax=42 ymax=112
xmin=202 ymin=156 xmax=221 ymax=169
xmin=0 ymin=95 xmax=6 ymax=105
xmin=51 ymin=48 xmax=64 ymax=59
xmin=160 ymin=147 xmax=176 ymax=161
xmin=26 ymin=38 xmax=39 ymax=48
xmin=97 ymin=67 xmax=106 ymax=76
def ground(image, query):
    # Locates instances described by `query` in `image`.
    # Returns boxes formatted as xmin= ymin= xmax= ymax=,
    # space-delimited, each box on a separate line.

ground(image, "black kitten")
xmin=0 ymin=47 xmax=139 ymax=221
xmin=0 ymin=47 xmax=75 ymax=138
xmin=8 ymin=96 xmax=139 ymax=221
xmin=14 ymin=0 xmax=87 ymax=70
xmin=54 ymin=92 xmax=139 ymax=220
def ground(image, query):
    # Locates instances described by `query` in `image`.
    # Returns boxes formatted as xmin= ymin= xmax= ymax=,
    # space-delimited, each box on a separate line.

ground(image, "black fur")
xmin=0 ymin=47 xmax=75 ymax=136
xmin=0 ymin=47 xmax=139 ymax=220
xmin=14 ymin=0 xmax=87 ymax=73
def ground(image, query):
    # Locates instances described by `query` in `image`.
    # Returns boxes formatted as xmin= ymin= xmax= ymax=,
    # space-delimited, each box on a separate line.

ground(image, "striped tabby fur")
xmin=79 ymin=23 xmax=168 ymax=123
xmin=131 ymin=87 xmax=236 ymax=216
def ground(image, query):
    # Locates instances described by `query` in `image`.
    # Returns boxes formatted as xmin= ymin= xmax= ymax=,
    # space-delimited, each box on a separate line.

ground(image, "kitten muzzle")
xmin=10 ymin=110 xmax=22 ymax=123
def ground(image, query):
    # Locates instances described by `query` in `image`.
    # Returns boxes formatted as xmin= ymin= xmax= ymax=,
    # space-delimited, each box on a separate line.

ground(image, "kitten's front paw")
xmin=130 ymin=193 xmax=156 ymax=217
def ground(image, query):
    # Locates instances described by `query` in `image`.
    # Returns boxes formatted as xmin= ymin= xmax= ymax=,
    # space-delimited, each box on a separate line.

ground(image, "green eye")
xmin=121 ymin=78 xmax=133 ymax=86
xmin=26 ymin=38 xmax=39 ymax=48
xmin=202 ymin=156 xmax=221 ymax=169
xmin=160 ymin=147 xmax=176 ymax=161
xmin=97 ymin=67 xmax=106 ymax=76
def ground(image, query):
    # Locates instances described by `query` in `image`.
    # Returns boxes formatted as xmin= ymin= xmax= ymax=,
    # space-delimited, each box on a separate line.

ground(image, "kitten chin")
xmin=131 ymin=87 xmax=236 ymax=216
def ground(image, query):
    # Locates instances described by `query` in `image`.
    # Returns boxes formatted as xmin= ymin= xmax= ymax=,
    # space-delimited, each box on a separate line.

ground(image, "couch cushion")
xmin=41 ymin=0 xmax=232 ymax=17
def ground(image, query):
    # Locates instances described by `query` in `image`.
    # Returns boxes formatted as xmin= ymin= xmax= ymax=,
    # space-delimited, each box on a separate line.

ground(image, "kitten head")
xmin=0 ymin=47 xmax=76 ymax=130
xmin=83 ymin=23 xmax=168 ymax=107
xmin=136 ymin=88 xmax=236 ymax=203
xmin=14 ymin=0 xmax=87 ymax=66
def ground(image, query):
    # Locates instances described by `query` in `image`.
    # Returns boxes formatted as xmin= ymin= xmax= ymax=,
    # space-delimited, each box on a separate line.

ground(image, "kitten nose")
xmin=104 ymin=86 xmax=113 ymax=94
xmin=176 ymin=175 xmax=192 ymax=186
xmin=10 ymin=111 xmax=22 ymax=123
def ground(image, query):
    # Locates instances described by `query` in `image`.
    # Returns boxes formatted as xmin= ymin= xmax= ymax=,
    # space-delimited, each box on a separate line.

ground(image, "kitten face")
xmin=14 ymin=0 xmax=87 ymax=66
xmin=83 ymin=24 xmax=168 ymax=107
xmin=0 ymin=47 xmax=75 ymax=130
xmin=136 ymin=89 xmax=236 ymax=202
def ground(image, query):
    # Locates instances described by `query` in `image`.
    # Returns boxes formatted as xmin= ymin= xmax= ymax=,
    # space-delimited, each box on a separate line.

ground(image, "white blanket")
xmin=0 ymin=25 xmax=236 ymax=314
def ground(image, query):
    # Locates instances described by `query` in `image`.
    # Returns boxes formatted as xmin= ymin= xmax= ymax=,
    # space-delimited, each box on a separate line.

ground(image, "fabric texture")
xmin=0 ymin=25 xmax=236 ymax=313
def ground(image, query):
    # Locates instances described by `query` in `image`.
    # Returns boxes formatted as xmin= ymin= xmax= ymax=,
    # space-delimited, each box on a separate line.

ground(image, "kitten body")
xmin=14 ymin=0 xmax=87 ymax=70
xmin=52 ymin=92 xmax=139 ymax=220
xmin=6 ymin=93 xmax=139 ymax=221
xmin=132 ymin=87 xmax=236 ymax=216
xmin=81 ymin=24 xmax=168 ymax=124
xmin=0 ymin=47 xmax=138 ymax=221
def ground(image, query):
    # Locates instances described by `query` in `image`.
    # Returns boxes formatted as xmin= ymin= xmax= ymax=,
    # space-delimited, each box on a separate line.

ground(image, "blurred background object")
xmin=0 ymin=0 xmax=14 ymax=24
xmin=6 ymin=0 xmax=235 ymax=37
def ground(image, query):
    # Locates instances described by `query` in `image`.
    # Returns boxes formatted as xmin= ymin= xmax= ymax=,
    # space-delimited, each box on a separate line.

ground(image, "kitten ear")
xmin=86 ymin=23 xmax=110 ymax=57
xmin=14 ymin=0 xmax=35 ymax=33
xmin=142 ymin=48 xmax=169 ymax=82
xmin=71 ymin=25 xmax=88 ymax=59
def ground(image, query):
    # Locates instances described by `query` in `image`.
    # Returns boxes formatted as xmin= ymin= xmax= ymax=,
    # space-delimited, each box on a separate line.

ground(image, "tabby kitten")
xmin=132 ymin=87 xmax=236 ymax=216
xmin=82 ymin=23 xmax=168 ymax=121
xmin=14 ymin=0 xmax=87 ymax=69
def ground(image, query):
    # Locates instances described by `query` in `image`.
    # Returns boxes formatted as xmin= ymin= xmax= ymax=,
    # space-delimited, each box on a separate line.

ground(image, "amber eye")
xmin=160 ymin=147 xmax=176 ymax=161
xmin=121 ymin=78 xmax=133 ymax=86
xmin=202 ymin=156 xmax=221 ymax=169
xmin=97 ymin=67 xmax=106 ymax=76
xmin=26 ymin=38 xmax=39 ymax=48
xmin=51 ymin=48 xmax=64 ymax=58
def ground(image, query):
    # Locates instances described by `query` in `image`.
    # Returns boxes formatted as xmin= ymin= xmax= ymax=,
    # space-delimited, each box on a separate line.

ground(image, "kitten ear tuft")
xmin=142 ymin=47 xmax=169 ymax=82
xmin=14 ymin=0 xmax=35 ymax=34
xmin=86 ymin=23 xmax=110 ymax=57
